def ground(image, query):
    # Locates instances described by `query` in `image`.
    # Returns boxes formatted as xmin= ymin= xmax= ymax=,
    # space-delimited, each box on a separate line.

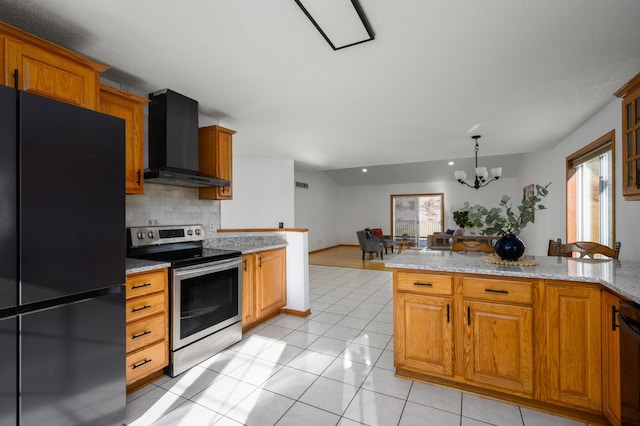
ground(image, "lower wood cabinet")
xmin=545 ymin=283 xmax=602 ymax=411
xmin=464 ymin=300 xmax=533 ymax=395
xmin=393 ymin=269 xmax=615 ymax=424
xmin=241 ymin=254 xmax=256 ymax=326
xmin=602 ymin=290 xmax=622 ymax=426
xmin=125 ymin=268 xmax=168 ymax=393
xmin=241 ymin=248 xmax=286 ymax=330
xmin=394 ymin=293 xmax=454 ymax=376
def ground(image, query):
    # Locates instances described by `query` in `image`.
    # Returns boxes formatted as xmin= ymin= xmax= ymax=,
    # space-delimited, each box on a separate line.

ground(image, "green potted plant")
xmin=465 ymin=183 xmax=551 ymax=260
xmin=453 ymin=210 xmax=473 ymax=234
xmin=401 ymin=232 xmax=409 ymax=241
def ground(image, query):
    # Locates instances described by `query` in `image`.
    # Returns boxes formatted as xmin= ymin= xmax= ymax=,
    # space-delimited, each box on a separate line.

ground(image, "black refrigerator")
xmin=0 ymin=85 xmax=126 ymax=426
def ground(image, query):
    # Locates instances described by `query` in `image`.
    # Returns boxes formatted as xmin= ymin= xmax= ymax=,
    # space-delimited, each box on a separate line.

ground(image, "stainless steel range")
xmin=127 ymin=225 xmax=242 ymax=377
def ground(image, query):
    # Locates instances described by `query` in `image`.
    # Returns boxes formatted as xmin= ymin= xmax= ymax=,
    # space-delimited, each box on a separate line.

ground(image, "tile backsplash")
xmin=125 ymin=183 xmax=221 ymax=230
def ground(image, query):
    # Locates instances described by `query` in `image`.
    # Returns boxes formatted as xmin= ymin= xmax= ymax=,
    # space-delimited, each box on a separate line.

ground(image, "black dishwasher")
xmin=620 ymin=300 xmax=640 ymax=426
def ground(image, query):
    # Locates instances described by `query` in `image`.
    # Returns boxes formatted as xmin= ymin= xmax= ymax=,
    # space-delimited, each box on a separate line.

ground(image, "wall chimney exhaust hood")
xmin=145 ymin=89 xmax=230 ymax=188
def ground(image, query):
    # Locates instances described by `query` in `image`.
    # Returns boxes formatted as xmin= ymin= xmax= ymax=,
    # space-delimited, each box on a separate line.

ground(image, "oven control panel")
xmin=128 ymin=224 xmax=205 ymax=247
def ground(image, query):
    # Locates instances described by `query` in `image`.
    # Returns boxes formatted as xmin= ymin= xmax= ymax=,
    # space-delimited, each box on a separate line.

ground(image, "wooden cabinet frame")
xmin=394 ymin=269 xmax=612 ymax=425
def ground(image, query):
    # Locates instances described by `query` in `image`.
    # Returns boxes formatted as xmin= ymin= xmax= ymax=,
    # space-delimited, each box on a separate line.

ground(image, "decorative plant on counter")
xmin=463 ymin=183 xmax=551 ymax=237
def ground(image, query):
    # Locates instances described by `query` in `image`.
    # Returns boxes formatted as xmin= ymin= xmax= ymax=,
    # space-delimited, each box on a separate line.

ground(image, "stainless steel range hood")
xmin=145 ymin=89 xmax=230 ymax=188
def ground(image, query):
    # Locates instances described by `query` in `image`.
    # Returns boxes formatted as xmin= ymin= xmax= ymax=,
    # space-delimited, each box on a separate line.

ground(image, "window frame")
xmin=565 ymin=130 xmax=616 ymax=246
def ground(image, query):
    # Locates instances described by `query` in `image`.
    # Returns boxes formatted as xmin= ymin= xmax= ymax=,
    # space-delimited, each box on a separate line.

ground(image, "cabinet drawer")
xmin=126 ymin=292 xmax=165 ymax=323
xmin=126 ymin=270 xmax=166 ymax=299
xmin=462 ymin=277 xmax=532 ymax=305
xmin=126 ymin=340 xmax=167 ymax=385
xmin=126 ymin=313 xmax=166 ymax=353
xmin=396 ymin=272 xmax=453 ymax=295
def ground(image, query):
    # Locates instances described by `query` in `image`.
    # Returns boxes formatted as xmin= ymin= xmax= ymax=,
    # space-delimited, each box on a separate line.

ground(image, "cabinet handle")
xmin=243 ymin=259 xmax=247 ymax=272
xmin=612 ymin=305 xmax=620 ymax=331
xmin=446 ymin=304 xmax=450 ymax=323
xmin=136 ymin=169 xmax=142 ymax=186
xmin=131 ymin=330 xmax=152 ymax=340
xmin=413 ymin=282 xmax=433 ymax=287
xmin=467 ymin=306 xmax=471 ymax=326
xmin=132 ymin=359 xmax=152 ymax=370
xmin=131 ymin=305 xmax=151 ymax=313
xmin=259 ymin=257 xmax=262 ymax=268
xmin=485 ymin=288 xmax=509 ymax=294
xmin=132 ymin=282 xmax=151 ymax=290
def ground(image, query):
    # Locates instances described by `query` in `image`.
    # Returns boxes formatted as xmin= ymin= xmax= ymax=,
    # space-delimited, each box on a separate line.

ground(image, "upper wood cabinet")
xmin=198 ymin=125 xmax=235 ymax=200
xmin=99 ymin=84 xmax=147 ymax=194
xmin=615 ymin=72 xmax=640 ymax=200
xmin=0 ymin=22 xmax=107 ymax=110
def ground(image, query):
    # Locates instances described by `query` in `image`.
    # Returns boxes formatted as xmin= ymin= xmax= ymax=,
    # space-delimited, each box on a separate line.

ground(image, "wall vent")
xmin=295 ymin=181 xmax=309 ymax=189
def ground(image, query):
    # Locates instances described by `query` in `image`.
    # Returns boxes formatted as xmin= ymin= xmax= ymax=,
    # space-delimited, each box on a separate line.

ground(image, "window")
xmin=566 ymin=130 xmax=615 ymax=247
xmin=390 ymin=193 xmax=444 ymax=247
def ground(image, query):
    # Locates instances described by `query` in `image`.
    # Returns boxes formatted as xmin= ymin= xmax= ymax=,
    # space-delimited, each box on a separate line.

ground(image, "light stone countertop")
xmin=125 ymin=258 xmax=171 ymax=275
xmin=205 ymin=235 xmax=287 ymax=254
xmin=387 ymin=249 xmax=640 ymax=304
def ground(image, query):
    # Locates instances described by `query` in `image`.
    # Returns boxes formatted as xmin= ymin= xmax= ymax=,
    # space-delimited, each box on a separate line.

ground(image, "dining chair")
xmin=547 ymin=239 xmax=569 ymax=257
xmin=552 ymin=239 xmax=621 ymax=259
xmin=451 ymin=240 xmax=495 ymax=254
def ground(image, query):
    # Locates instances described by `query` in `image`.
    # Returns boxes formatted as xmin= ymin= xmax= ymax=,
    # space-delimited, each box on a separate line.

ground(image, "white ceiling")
xmin=3 ymin=0 xmax=640 ymax=185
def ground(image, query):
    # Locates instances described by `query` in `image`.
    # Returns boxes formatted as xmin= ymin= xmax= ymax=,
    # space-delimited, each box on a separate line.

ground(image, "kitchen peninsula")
xmin=387 ymin=250 xmax=640 ymax=426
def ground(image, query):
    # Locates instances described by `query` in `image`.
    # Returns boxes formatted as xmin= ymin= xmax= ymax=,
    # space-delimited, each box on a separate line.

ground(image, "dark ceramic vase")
xmin=493 ymin=233 xmax=525 ymax=261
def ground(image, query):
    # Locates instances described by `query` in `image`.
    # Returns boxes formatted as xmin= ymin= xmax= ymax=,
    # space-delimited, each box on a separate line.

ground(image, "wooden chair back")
xmin=553 ymin=240 xmax=621 ymax=259
xmin=451 ymin=240 xmax=494 ymax=254
xmin=547 ymin=239 xmax=570 ymax=257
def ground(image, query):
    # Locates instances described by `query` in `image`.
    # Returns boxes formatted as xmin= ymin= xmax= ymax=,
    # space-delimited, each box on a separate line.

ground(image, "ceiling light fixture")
xmin=454 ymin=135 xmax=502 ymax=190
xmin=293 ymin=0 xmax=375 ymax=51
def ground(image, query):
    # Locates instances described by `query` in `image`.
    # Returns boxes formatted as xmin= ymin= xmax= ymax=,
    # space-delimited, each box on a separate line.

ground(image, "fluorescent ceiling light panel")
xmin=295 ymin=0 xmax=374 ymax=50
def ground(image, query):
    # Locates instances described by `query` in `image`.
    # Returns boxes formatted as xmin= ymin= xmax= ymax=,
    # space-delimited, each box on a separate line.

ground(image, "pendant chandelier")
xmin=454 ymin=135 xmax=502 ymax=190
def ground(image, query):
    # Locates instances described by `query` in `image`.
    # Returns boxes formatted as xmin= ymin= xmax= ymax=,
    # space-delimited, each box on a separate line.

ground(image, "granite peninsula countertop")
xmin=205 ymin=235 xmax=287 ymax=254
xmin=125 ymin=258 xmax=171 ymax=275
xmin=387 ymin=249 xmax=640 ymax=304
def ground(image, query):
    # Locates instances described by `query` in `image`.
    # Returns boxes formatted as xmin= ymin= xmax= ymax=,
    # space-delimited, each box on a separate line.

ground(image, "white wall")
xmin=337 ymin=178 xmax=517 ymax=246
xmin=294 ymin=170 xmax=341 ymax=252
xmin=220 ymin=156 xmax=295 ymax=229
xmin=517 ymin=98 xmax=640 ymax=260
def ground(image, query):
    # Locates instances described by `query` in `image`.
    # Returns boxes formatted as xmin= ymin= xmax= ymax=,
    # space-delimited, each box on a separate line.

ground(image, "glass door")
xmin=391 ymin=194 xmax=444 ymax=247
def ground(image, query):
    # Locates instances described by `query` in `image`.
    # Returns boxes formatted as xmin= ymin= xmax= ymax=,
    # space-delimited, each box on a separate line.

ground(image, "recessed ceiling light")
xmin=362 ymin=168 xmax=367 ymax=173
xmin=448 ymin=161 xmax=454 ymax=166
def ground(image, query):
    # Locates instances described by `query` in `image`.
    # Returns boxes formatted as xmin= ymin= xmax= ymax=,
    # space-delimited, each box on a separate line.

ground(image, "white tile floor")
xmin=125 ymin=265 xmax=590 ymax=426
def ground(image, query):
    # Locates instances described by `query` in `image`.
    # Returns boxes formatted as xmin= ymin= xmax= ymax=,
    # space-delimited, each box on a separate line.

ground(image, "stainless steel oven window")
xmin=171 ymin=257 xmax=242 ymax=350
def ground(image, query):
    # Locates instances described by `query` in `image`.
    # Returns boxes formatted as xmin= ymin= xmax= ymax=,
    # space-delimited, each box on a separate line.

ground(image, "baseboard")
xmin=309 ymin=244 xmax=356 ymax=254
xmin=280 ymin=308 xmax=311 ymax=317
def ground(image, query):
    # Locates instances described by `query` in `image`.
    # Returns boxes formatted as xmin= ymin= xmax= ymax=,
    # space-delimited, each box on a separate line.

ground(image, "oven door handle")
xmin=619 ymin=301 xmax=640 ymax=342
xmin=173 ymin=258 xmax=241 ymax=279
